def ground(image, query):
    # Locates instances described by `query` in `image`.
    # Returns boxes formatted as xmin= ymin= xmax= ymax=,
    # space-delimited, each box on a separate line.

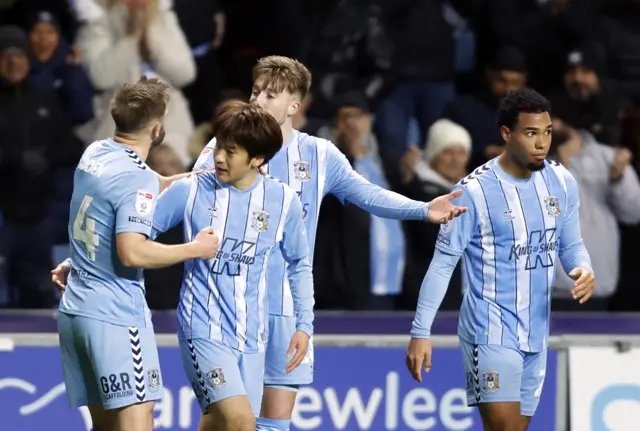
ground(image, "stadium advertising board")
xmin=0 ymin=345 xmax=556 ymax=430
xmin=569 ymin=347 xmax=640 ymax=431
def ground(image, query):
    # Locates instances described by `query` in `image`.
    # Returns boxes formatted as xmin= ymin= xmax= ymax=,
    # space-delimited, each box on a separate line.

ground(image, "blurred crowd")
xmin=1 ymin=0 xmax=640 ymax=313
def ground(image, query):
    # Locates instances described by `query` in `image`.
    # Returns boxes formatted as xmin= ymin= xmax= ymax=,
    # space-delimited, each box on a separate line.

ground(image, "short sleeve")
xmin=114 ymin=170 xmax=160 ymax=237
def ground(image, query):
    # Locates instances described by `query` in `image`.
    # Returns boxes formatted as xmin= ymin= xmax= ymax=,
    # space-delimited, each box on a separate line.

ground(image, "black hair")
xmin=497 ymin=88 xmax=551 ymax=130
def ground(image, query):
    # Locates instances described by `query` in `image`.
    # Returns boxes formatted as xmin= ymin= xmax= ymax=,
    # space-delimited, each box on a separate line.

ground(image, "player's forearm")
xmin=410 ymin=249 xmax=458 ymax=338
xmin=347 ymin=182 xmax=429 ymax=221
xmin=559 ymin=241 xmax=593 ymax=275
xmin=120 ymin=239 xmax=201 ymax=269
xmin=286 ymin=256 xmax=315 ymax=337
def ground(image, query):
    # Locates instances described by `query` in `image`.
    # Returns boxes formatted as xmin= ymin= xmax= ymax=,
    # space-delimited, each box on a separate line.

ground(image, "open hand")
xmin=427 ymin=189 xmax=468 ymax=224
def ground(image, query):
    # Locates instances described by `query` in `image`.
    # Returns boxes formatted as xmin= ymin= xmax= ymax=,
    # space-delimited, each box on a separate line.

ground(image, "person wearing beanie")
xmin=547 ymin=40 xmax=630 ymax=146
xmin=0 ymin=24 xmax=83 ymax=308
xmin=397 ymin=119 xmax=470 ymax=312
xmin=28 ymin=11 xmax=94 ymax=127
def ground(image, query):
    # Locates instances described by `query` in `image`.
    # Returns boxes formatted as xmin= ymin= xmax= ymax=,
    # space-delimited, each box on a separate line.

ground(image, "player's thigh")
xmin=199 ymin=396 xmax=256 ymax=431
xmin=180 ymin=338 xmax=247 ymax=414
xmin=520 ymin=349 xmax=548 ymax=417
xmin=264 ymin=314 xmax=314 ymax=386
xmin=238 ymin=350 xmax=266 ymax=416
xmin=261 ymin=385 xmax=298 ymax=420
xmin=58 ymin=312 xmax=103 ymax=408
xmin=461 ymin=341 xmax=524 ymax=429
xmin=74 ymin=317 xmax=163 ymax=411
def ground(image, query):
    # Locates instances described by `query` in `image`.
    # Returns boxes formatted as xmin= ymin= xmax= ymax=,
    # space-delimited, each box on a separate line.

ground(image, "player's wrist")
xmin=296 ymin=323 xmax=313 ymax=338
xmin=410 ymin=328 xmax=431 ymax=339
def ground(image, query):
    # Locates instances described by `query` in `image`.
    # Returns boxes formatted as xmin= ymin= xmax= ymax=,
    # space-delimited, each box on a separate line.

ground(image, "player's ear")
xmin=500 ymin=125 xmax=511 ymax=143
xmin=288 ymin=100 xmax=301 ymax=117
xmin=252 ymin=156 xmax=265 ymax=169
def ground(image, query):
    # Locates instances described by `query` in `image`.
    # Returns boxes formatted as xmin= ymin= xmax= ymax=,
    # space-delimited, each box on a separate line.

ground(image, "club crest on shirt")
xmin=483 ymin=371 xmax=500 ymax=392
xmin=293 ymin=161 xmax=311 ymax=182
xmin=148 ymin=369 xmax=161 ymax=392
xmin=251 ymin=210 xmax=269 ymax=232
xmin=207 ymin=367 xmax=226 ymax=388
xmin=135 ymin=190 xmax=154 ymax=216
xmin=544 ymin=196 xmax=561 ymax=217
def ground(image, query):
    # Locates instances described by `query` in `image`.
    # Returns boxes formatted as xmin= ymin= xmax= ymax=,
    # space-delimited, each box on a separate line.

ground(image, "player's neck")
xmin=498 ymin=153 xmax=531 ymax=180
xmin=229 ymin=169 xmax=259 ymax=191
xmin=281 ymin=121 xmax=294 ymax=145
xmin=112 ymin=135 xmax=150 ymax=161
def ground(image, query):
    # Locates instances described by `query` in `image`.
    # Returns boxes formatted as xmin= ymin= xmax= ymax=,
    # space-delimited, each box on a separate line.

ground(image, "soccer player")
xmin=56 ymin=77 xmax=219 ymax=431
xmin=152 ymin=101 xmax=314 ymax=431
xmin=406 ymin=88 xmax=596 ymax=431
xmin=193 ymin=56 xmax=468 ymax=431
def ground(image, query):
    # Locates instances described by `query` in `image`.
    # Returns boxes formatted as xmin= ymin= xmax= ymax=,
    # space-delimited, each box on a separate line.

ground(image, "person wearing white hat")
xmin=398 ymin=119 xmax=471 ymax=311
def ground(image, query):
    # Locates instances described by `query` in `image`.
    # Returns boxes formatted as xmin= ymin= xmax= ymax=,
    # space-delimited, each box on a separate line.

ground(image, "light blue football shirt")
xmin=152 ymin=172 xmax=314 ymax=353
xmin=193 ymin=131 xmax=429 ymax=316
xmin=59 ymin=139 xmax=159 ymax=328
xmin=413 ymin=158 xmax=591 ymax=352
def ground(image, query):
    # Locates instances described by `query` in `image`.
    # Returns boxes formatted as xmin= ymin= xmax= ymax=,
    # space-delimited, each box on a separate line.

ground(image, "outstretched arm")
xmin=326 ymin=143 xmax=466 ymax=223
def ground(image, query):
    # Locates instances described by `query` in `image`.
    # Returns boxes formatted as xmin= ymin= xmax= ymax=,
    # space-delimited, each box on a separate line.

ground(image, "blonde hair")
xmin=252 ymin=56 xmax=312 ymax=99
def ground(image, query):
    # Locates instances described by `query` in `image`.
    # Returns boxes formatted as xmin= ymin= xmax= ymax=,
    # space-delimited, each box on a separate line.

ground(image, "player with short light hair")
xmin=154 ymin=101 xmax=314 ymax=431
xmin=56 ymin=76 xmax=219 ymax=431
xmin=406 ymin=88 xmax=595 ymax=431
xmin=193 ymin=55 xmax=467 ymax=431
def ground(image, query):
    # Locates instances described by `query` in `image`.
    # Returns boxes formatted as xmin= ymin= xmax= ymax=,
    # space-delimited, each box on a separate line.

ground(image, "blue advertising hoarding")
xmin=0 ymin=346 xmax=556 ymax=431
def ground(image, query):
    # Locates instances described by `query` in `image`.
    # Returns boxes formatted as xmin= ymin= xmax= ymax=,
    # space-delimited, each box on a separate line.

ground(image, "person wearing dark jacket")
xmin=0 ymin=25 xmax=83 ymax=308
xmin=27 ymin=11 xmax=94 ymax=127
xmin=397 ymin=119 xmax=470 ymax=311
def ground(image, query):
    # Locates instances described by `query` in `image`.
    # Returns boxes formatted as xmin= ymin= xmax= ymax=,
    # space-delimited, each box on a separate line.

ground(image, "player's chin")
xmin=527 ymin=160 xmax=546 ymax=171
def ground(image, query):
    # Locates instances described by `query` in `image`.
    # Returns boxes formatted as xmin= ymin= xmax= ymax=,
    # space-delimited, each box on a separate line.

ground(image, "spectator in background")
xmin=550 ymin=118 xmax=640 ymax=311
xmin=73 ymin=0 xmax=196 ymax=165
xmin=373 ymin=0 xmax=459 ymax=173
xmin=397 ymin=119 xmax=469 ymax=311
xmin=27 ymin=11 xmax=94 ymax=128
xmin=0 ymin=0 xmax=78 ymax=42
xmin=145 ymin=143 xmax=185 ymax=309
xmin=443 ymin=46 xmax=527 ymax=170
xmin=315 ymin=92 xmax=405 ymax=310
xmin=547 ymin=42 xmax=630 ymax=147
xmin=0 ymin=26 xmax=83 ymax=308
xmin=173 ymin=0 xmax=226 ymax=124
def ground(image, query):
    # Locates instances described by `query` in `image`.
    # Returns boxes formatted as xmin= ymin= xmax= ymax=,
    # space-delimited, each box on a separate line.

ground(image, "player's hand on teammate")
xmin=158 ymin=170 xmax=212 ymax=193
xmin=192 ymin=227 xmax=220 ymax=259
xmin=51 ymin=261 xmax=71 ymax=294
xmin=569 ymin=267 xmax=595 ymax=304
xmin=427 ymin=189 xmax=468 ymax=224
xmin=285 ymin=330 xmax=310 ymax=373
xmin=406 ymin=337 xmax=432 ymax=383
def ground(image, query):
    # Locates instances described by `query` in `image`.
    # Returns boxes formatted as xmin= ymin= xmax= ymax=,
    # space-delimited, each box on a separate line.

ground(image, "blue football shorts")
xmin=264 ymin=314 xmax=314 ymax=386
xmin=460 ymin=339 xmax=548 ymax=416
xmin=180 ymin=338 xmax=265 ymax=416
xmin=58 ymin=312 xmax=163 ymax=410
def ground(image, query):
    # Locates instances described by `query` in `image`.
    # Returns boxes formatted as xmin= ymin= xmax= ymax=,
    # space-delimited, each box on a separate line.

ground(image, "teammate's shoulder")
xmin=458 ymin=162 xmax=493 ymax=188
xmin=204 ymin=137 xmax=217 ymax=150
xmin=545 ymin=159 xmax=574 ymax=180
xmin=264 ymin=173 xmax=297 ymax=194
xmin=297 ymin=130 xmax=331 ymax=150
